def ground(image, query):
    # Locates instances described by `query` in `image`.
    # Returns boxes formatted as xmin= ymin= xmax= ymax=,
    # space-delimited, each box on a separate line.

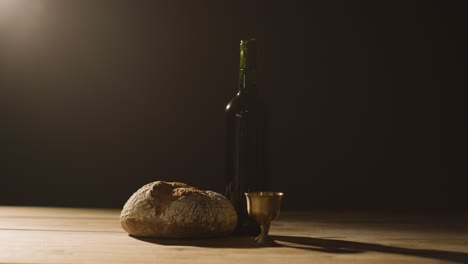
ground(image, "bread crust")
xmin=120 ymin=181 xmax=237 ymax=238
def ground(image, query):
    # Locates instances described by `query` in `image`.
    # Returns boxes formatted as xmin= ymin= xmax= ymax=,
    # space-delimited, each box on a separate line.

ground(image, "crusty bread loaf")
xmin=120 ymin=181 xmax=237 ymax=238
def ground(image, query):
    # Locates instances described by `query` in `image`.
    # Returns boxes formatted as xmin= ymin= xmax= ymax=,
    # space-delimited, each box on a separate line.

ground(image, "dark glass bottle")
xmin=225 ymin=39 xmax=267 ymax=235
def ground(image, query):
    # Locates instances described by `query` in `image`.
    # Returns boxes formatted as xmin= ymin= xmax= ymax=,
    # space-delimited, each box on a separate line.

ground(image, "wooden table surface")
xmin=1 ymin=206 xmax=468 ymax=264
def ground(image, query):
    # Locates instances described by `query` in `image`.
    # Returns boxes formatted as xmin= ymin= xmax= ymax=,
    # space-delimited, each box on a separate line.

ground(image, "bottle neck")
xmin=238 ymin=39 xmax=257 ymax=94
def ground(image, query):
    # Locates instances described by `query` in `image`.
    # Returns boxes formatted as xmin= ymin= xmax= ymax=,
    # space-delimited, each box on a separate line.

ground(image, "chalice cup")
xmin=245 ymin=192 xmax=284 ymax=245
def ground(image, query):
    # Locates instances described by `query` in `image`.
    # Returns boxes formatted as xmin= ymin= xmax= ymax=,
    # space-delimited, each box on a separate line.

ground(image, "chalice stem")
xmin=255 ymin=222 xmax=271 ymax=244
xmin=261 ymin=222 xmax=270 ymax=237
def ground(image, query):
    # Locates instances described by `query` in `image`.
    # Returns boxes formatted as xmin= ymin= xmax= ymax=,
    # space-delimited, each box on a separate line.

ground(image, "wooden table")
xmin=1 ymin=206 xmax=467 ymax=264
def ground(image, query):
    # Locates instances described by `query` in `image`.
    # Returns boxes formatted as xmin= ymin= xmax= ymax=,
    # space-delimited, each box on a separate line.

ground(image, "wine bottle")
xmin=225 ymin=39 xmax=267 ymax=235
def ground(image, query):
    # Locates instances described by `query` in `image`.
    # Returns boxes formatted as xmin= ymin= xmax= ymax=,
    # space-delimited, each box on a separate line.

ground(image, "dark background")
xmin=0 ymin=0 xmax=466 ymax=210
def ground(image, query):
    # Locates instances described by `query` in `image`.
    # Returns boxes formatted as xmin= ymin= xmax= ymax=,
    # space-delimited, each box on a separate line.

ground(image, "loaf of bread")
xmin=120 ymin=181 xmax=237 ymax=238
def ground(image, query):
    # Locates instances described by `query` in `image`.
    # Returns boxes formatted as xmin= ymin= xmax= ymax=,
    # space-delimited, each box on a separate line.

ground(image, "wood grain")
xmin=0 ymin=206 xmax=467 ymax=264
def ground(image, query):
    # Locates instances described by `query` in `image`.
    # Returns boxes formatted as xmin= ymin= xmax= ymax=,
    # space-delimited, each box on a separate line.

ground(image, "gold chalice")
xmin=245 ymin=192 xmax=284 ymax=245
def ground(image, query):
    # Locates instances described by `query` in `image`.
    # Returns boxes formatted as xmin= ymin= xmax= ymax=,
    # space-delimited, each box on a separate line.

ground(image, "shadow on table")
xmin=133 ymin=235 xmax=468 ymax=263
xmin=271 ymin=235 xmax=468 ymax=263
xmin=132 ymin=235 xmax=261 ymax=249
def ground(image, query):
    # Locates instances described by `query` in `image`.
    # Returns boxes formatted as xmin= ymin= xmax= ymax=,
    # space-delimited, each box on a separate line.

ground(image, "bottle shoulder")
xmin=225 ymin=92 xmax=265 ymax=115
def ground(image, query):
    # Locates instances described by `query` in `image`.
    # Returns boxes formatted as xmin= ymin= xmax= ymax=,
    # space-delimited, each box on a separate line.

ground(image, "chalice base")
xmin=255 ymin=234 xmax=275 ymax=245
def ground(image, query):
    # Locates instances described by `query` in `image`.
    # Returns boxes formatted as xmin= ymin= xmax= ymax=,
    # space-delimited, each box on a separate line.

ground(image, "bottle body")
xmin=225 ymin=39 xmax=267 ymax=235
